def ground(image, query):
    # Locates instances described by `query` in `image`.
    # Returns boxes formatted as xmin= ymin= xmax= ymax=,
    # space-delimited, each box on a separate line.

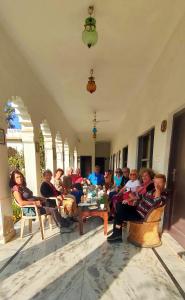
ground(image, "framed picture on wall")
xmin=0 ymin=128 xmax=5 ymax=144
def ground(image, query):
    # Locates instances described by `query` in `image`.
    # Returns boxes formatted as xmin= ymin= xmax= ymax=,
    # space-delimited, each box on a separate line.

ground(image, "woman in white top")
xmin=119 ymin=169 xmax=140 ymax=193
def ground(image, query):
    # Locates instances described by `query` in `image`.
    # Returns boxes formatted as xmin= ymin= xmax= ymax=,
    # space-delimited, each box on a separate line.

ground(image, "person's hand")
xmin=34 ymin=200 xmax=42 ymax=207
xmin=155 ymin=183 xmax=162 ymax=191
xmin=128 ymin=192 xmax=137 ymax=201
xmin=122 ymin=200 xmax=128 ymax=204
xmin=57 ymin=196 xmax=63 ymax=205
xmin=155 ymin=183 xmax=162 ymax=197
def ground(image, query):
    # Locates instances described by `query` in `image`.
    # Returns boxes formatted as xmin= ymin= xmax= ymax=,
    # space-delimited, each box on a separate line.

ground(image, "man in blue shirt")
xmin=87 ymin=165 xmax=105 ymax=185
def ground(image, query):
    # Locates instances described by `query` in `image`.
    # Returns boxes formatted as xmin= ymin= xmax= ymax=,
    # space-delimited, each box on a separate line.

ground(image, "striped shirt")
xmin=136 ymin=189 xmax=167 ymax=218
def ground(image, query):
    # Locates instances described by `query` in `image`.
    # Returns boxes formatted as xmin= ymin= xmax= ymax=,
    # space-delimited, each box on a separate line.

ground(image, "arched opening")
xmin=5 ymin=96 xmax=38 ymax=193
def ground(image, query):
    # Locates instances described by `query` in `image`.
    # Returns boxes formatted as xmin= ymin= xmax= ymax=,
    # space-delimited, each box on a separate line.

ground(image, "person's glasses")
xmin=130 ymin=173 xmax=137 ymax=176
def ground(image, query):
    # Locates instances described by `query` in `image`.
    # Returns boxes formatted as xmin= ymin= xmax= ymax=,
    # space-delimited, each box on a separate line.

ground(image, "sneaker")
xmin=108 ymin=215 xmax=114 ymax=222
xmin=107 ymin=228 xmax=122 ymax=243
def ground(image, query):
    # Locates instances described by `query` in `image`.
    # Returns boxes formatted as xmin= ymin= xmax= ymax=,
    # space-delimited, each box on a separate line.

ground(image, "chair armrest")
xmin=47 ymin=197 xmax=63 ymax=207
xmin=143 ymin=205 xmax=166 ymax=222
xmin=129 ymin=220 xmax=144 ymax=224
xmin=20 ymin=205 xmax=37 ymax=208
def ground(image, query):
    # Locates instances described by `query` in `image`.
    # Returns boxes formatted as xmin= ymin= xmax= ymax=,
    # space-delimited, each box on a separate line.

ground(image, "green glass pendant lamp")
xmin=82 ymin=5 xmax=98 ymax=48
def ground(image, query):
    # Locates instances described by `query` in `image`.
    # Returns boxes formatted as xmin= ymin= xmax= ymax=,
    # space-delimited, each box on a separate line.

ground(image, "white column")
xmin=21 ymin=127 xmax=41 ymax=195
xmin=0 ymin=114 xmax=15 ymax=243
xmin=74 ymin=149 xmax=77 ymax=170
xmin=64 ymin=143 xmax=69 ymax=174
xmin=52 ymin=145 xmax=57 ymax=172
xmin=56 ymin=140 xmax=63 ymax=169
xmin=43 ymin=135 xmax=54 ymax=173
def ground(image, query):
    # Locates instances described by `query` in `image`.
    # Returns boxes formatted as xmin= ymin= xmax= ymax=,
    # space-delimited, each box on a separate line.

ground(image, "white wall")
xmin=77 ymin=134 xmax=95 ymax=168
xmin=0 ymin=25 xmax=77 ymax=150
xmin=111 ymin=14 xmax=185 ymax=176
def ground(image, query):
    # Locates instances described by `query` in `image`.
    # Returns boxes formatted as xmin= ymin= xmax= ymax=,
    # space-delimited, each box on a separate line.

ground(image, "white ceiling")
xmin=0 ymin=0 xmax=184 ymax=141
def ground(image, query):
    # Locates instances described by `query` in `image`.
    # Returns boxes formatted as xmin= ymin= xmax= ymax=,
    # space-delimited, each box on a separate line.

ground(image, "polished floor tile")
xmin=0 ymin=218 xmax=184 ymax=300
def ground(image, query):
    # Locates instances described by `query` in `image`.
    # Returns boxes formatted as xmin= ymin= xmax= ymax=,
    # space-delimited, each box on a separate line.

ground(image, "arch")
xmin=5 ymin=96 xmax=41 ymax=194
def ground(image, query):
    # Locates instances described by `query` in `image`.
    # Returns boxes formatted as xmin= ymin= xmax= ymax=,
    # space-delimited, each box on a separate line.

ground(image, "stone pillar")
xmin=43 ymin=134 xmax=54 ymax=173
xmin=21 ymin=127 xmax=41 ymax=195
xmin=0 ymin=113 xmax=15 ymax=243
xmin=52 ymin=145 xmax=57 ymax=172
xmin=64 ymin=142 xmax=69 ymax=174
xmin=74 ymin=149 xmax=77 ymax=170
xmin=56 ymin=138 xmax=63 ymax=169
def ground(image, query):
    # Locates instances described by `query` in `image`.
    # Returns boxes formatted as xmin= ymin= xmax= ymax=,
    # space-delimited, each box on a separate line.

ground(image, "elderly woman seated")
xmin=109 ymin=169 xmax=140 ymax=218
xmin=121 ymin=168 xmax=155 ymax=206
xmin=10 ymin=170 xmax=72 ymax=234
xmin=41 ymin=169 xmax=78 ymax=221
xmin=107 ymin=174 xmax=167 ymax=242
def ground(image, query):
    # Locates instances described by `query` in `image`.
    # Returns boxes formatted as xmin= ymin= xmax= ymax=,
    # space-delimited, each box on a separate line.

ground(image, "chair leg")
xmin=41 ymin=215 xmax=46 ymax=237
xmin=38 ymin=215 xmax=45 ymax=240
xmin=20 ymin=218 xmax=25 ymax=238
xmin=48 ymin=215 xmax=53 ymax=231
xmin=28 ymin=219 xmax=32 ymax=234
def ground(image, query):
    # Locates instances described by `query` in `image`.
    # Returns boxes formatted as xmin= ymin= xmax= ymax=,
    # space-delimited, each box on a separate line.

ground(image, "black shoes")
xmin=108 ymin=215 xmax=114 ymax=222
xmin=107 ymin=228 xmax=122 ymax=243
xmin=60 ymin=227 xmax=72 ymax=234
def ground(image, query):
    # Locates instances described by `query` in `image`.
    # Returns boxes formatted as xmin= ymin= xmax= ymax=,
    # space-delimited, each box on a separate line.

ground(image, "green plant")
xmin=8 ymin=147 xmax=25 ymax=173
xmin=99 ymin=194 xmax=106 ymax=204
xmin=12 ymin=201 xmax=21 ymax=223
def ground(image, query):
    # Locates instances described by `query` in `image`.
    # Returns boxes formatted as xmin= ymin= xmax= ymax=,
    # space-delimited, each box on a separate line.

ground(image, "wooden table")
xmin=78 ymin=206 xmax=108 ymax=235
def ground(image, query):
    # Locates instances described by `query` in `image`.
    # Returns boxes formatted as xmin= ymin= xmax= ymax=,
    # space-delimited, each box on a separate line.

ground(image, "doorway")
xmin=80 ymin=156 xmax=92 ymax=178
xmin=167 ymin=109 xmax=185 ymax=248
xmin=95 ymin=157 xmax=105 ymax=174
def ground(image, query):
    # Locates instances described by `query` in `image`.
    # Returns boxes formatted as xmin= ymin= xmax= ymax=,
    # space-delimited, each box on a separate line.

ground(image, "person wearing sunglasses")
xmin=119 ymin=169 xmax=140 ymax=194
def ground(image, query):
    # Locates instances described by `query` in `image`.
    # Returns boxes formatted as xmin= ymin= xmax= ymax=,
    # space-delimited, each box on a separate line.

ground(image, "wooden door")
xmin=167 ymin=109 xmax=185 ymax=248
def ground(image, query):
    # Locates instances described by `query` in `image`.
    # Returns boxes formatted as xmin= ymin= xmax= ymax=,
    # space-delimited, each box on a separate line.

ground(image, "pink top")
xmin=71 ymin=174 xmax=83 ymax=184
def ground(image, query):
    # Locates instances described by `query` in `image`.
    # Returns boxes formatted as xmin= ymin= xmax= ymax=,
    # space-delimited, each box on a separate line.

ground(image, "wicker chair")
xmin=127 ymin=205 xmax=166 ymax=248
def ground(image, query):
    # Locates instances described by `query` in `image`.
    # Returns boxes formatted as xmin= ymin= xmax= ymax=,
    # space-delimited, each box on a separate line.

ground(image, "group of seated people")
xmin=10 ymin=168 xmax=84 ymax=234
xmin=9 ymin=165 xmax=167 ymax=241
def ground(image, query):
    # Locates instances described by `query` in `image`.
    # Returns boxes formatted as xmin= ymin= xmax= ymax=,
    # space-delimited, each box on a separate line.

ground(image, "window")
xmin=122 ymin=146 xmax=128 ymax=168
xmin=137 ymin=128 xmax=155 ymax=169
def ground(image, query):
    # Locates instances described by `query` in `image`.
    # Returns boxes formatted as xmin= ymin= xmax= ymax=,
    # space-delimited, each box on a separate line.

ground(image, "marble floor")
xmin=0 ymin=218 xmax=184 ymax=300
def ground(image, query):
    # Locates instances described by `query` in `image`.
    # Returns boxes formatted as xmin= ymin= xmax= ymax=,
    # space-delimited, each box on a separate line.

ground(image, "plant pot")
xmin=100 ymin=204 xmax=104 ymax=210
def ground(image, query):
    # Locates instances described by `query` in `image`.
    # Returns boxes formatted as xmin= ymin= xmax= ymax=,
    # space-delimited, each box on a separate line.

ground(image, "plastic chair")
xmin=14 ymin=199 xmax=53 ymax=240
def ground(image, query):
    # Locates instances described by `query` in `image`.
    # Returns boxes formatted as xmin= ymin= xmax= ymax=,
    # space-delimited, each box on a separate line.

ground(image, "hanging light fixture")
xmin=82 ymin=6 xmax=98 ymax=48
xmin=87 ymin=69 xmax=96 ymax=94
xmin=92 ymin=126 xmax=97 ymax=139
xmin=92 ymin=112 xmax=97 ymax=140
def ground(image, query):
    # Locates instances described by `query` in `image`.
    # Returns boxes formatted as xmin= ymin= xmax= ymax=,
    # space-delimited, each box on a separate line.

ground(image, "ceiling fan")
xmin=92 ymin=111 xmax=110 ymax=124
xmin=92 ymin=112 xmax=110 ymax=140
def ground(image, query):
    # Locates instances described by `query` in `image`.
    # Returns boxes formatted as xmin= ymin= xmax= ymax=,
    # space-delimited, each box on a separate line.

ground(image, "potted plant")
xmin=99 ymin=195 xmax=106 ymax=210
